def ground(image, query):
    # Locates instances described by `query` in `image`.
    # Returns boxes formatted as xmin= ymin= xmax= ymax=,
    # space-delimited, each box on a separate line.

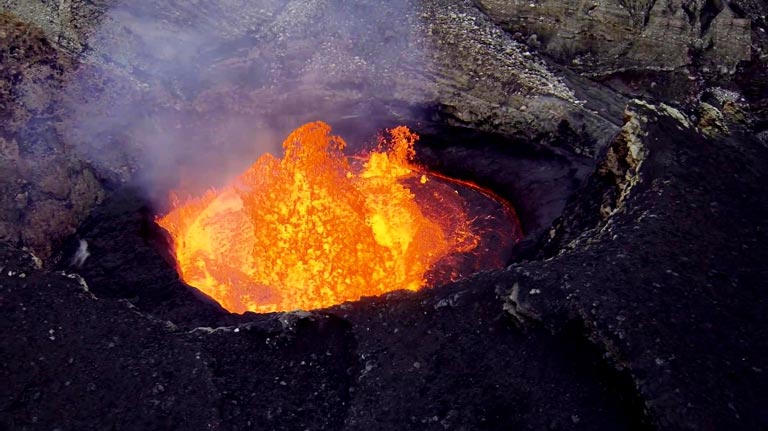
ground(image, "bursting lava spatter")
xmin=158 ymin=122 xmax=478 ymax=313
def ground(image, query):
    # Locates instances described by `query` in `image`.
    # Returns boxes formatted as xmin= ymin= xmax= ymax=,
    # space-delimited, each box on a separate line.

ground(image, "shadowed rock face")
xmin=0 ymin=13 xmax=105 ymax=258
xmin=1 ymin=0 xmax=767 ymax=430
xmin=514 ymin=100 xmax=768 ymax=429
xmin=477 ymin=0 xmax=766 ymax=100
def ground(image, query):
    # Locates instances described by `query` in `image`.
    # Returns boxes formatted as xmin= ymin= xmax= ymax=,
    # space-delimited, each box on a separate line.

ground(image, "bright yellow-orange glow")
xmin=158 ymin=122 xmax=479 ymax=313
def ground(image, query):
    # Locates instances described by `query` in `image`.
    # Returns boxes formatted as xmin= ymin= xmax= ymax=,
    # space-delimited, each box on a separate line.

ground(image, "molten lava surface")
xmin=158 ymin=122 xmax=520 ymax=313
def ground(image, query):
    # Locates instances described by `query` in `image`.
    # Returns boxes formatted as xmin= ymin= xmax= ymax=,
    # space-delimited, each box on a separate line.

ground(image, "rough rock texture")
xmin=1 ymin=224 xmax=650 ymax=431
xmin=517 ymin=100 xmax=768 ymax=429
xmin=0 ymin=13 xmax=104 ymax=259
xmin=3 ymin=98 xmax=766 ymax=430
xmin=1 ymin=0 xmax=767 ymax=430
xmin=477 ymin=0 xmax=767 ymax=104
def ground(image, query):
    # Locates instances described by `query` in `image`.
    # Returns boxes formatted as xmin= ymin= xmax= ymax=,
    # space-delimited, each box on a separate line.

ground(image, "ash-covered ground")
xmin=1 ymin=0 xmax=767 ymax=430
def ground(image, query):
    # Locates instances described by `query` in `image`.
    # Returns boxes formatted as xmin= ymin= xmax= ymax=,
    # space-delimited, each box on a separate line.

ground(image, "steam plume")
xmin=60 ymin=0 xmax=428 ymax=206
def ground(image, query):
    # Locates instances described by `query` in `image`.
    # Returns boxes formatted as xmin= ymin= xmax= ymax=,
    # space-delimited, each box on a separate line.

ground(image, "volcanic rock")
xmin=1 ymin=0 xmax=767 ymax=430
xmin=0 ymin=13 xmax=104 ymax=259
xmin=477 ymin=0 xmax=766 ymax=103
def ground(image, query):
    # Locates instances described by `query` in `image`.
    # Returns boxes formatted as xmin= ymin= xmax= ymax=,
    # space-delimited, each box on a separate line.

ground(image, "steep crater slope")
xmin=1 ymin=1 xmax=767 ymax=430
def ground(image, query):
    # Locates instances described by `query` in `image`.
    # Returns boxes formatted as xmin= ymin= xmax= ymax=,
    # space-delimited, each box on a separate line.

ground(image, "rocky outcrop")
xmin=507 ymin=100 xmax=768 ymax=429
xmin=476 ymin=0 xmax=765 ymax=103
xmin=0 ymin=13 xmax=104 ymax=259
xmin=0 ymin=1 xmax=767 ymax=429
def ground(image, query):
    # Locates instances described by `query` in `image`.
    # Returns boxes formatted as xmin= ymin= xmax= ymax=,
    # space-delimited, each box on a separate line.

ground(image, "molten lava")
xmin=158 ymin=121 xmax=514 ymax=313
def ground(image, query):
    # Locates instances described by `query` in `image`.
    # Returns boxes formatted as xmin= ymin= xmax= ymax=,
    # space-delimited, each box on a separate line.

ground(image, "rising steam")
xmin=60 ymin=0 xmax=430 ymax=204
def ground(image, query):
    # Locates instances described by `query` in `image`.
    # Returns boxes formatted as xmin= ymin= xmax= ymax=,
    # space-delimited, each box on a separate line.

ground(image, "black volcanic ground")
xmin=1 ymin=0 xmax=767 ymax=430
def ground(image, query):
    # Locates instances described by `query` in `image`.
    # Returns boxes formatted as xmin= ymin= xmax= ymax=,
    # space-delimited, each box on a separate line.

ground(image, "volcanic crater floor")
xmin=3 ymin=102 xmax=767 ymax=430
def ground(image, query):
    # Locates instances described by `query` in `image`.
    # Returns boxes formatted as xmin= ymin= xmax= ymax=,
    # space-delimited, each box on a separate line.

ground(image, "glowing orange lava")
xmin=158 ymin=121 xmax=480 ymax=313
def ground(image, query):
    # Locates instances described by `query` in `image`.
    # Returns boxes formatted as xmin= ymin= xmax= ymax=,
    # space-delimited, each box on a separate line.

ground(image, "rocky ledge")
xmin=1 ymin=0 xmax=767 ymax=430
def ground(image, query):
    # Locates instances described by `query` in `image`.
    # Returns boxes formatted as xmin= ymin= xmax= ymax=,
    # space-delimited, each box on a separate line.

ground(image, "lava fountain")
xmin=158 ymin=121 xmax=520 ymax=313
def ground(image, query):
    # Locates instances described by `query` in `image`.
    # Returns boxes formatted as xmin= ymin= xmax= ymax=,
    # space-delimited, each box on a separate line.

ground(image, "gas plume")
xmin=60 ymin=0 xmax=429 ymax=203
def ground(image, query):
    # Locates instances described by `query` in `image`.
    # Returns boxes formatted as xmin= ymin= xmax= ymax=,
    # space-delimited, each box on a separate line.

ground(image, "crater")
xmin=55 ymin=114 xmax=589 ymax=327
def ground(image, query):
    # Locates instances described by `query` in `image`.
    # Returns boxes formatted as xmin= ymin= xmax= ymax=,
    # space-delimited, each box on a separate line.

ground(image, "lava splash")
xmin=158 ymin=121 xmax=514 ymax=313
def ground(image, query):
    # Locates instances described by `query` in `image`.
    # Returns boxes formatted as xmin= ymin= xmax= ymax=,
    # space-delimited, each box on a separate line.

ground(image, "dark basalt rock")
xmin=1 ymin=0 xmax=767 ymax=430
xmin=505 ymin=100 xmax=768 ymax=429
xmin=3 ymin=99 xmax=766 ymax=430
xmin=0 ymin=241 xmax=648 ymax=431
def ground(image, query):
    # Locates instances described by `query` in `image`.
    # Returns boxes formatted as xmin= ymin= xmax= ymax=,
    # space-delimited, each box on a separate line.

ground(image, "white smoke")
xmin=70 ymin=239 xmax=89 ymax=268
xmin=59 ymin=0 xmax=429 ymax=207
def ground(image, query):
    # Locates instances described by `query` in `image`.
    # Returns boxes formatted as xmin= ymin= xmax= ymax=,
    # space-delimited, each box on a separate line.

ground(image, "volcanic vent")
xmin=158 ymin=121 xmax=521 ymax=313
